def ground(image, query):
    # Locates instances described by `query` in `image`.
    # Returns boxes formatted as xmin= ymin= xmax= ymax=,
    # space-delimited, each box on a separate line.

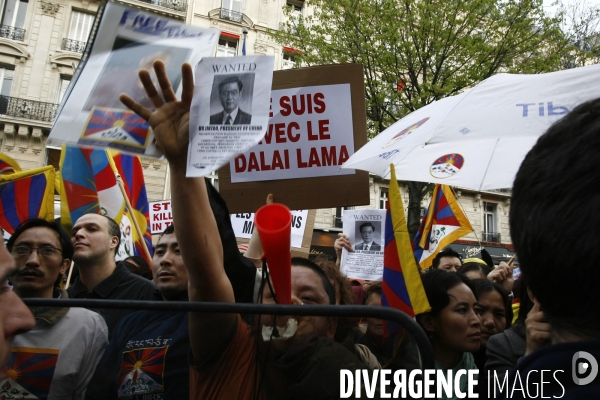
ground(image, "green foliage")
xmin=272 ymin=0 xmax=570 ymax=137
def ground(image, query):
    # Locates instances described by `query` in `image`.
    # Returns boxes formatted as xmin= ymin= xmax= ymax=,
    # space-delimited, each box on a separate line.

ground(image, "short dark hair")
xmin=218 ymin=76 xmax=243 ymax=92
xmin=363 ymin=282 xmax=382 ymax=305
xmin=431 ymin=248 xmax=461 ymax=269
xmin=471 ymin=279 xmax=512 ymax=329
xmin=7 ymin=218 xmax=74 ymax=262
xmin=458 ymin=262 xmax=493 ymax=278
xmin=102 ymin=215 xmax=121 ymax=255
xmin=291 ymin=257 xmax=336 ymax=305
xmin=359 ymin=222 xmax=375 ymax=233
xmin=510 ymin=97 xmax=600 ymax=338
xmin=417 ymin=269 xmax=474 ymax=317
xmin=159 ymin=224 xmax=175 ymax=240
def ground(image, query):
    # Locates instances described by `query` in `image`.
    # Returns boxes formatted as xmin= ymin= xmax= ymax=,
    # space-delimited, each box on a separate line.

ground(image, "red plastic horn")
xmin=254 ymin=203 xmax=292 ymax=304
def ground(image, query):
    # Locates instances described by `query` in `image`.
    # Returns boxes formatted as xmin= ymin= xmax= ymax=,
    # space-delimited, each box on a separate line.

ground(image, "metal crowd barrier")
xmin=23 ymin=299 xmax=435 ymax=369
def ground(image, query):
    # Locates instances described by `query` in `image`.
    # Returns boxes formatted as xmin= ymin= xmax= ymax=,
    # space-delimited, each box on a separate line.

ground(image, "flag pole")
xmin=116 ymin=174 xmax=152 ymax=262
xmin=65 ymin=260 xmax=75 ymax=290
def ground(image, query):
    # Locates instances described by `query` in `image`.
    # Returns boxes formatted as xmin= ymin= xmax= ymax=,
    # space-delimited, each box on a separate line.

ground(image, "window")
xmin=379 ymin=188 xmax=388 ymax=209
xmin=286 ymin=0 xmax=302 ymax=13
xmin=1 ymin=0 xmax=28 ymax=29
xmin=334 ymin=206 xmax=353 ymax=228
xmin=286 ymin=0 xmax=302 ymax=34
xmin=45 ymin=147 xmax=61 ymax=170
xmin=281 ymin=53 xmax=296 ymax=69
xmin=483 ymin=202 xmax=500 ymax=242
xmin=221 ymin=0 xmax=242 ymax=22
xmin=217 ymin=38 xmax=238 ymax=57
xmin=56 ymin=76 xmax=71 ymax=104
xmin=68 ymin=10 xmax=94 ymax=43
xmin=0 ymin=66 xmax=14 ymax=96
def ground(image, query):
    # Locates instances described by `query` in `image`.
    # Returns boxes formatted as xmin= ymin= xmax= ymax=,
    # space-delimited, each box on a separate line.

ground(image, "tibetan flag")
xmin=0 ymin=153 xmax=22 ymax=175
xmin=0 ymin=166 xmax=55 ymax=234
xmin=59 ymin=145 xmax=125 ymax=230
xmin=412 ymin=184 xmax=473 ymax=269
xmin=382 ymin=164 xmax=430 ymax=336
xmin=109 ymin=151 xmax=153 ymax=263
xmin=79 ymin=107 xmax=151 ymax=153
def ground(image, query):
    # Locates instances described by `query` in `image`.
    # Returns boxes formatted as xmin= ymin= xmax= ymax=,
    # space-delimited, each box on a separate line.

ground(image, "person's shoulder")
xmin=210 ymin=111 xmax=223 ymax=121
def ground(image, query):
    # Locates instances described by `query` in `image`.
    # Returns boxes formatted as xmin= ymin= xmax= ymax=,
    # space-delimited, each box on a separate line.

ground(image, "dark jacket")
xmin=209 ymin=109 xmax=252 ymax=125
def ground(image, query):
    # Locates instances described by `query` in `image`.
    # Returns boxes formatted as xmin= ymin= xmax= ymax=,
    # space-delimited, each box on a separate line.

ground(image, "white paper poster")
xmin=149 ymin=200 xmax=173 ymax=234
xmin=230 ymin=209 xmax=308 ymax=249
xmin=49 ymin=2 xmax=220 ymax=157
xmin=340 ymin=209 xmax=386 ymax=281
xmin=186 ymin=55 xmax=274 ymax=176
xmin=230 ymin=84 xmax=355 ymax=182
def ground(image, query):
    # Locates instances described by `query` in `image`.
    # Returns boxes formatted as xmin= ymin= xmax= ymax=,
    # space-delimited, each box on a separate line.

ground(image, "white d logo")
xmin=572 ymin=351 xmax=598 ymax=385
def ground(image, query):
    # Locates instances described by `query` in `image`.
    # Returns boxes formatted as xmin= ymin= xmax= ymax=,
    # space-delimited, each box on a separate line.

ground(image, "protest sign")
xmin=150 ymin=200 xmax=173 ymax=234
xmin=48 ymin=2 xmax=220 ymax=157
xmin=230 ymin=209 xmax=308 ymax=248
xmin=218 ymin=64 xmax=370 ymax=213
xmin=340 ymin=209 xmax=386 ymax=281
xmin=186 ymin=56 xmax=274 ymax=177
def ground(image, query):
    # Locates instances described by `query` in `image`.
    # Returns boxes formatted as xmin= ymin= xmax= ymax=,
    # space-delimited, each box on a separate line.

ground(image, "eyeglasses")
xmin=11 ymin=245 xmax=62 ymax=258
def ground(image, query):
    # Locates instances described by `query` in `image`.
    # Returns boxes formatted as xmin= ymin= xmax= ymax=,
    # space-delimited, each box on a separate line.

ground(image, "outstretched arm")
xmin=120 ymin=61 xmax=235 ymax=364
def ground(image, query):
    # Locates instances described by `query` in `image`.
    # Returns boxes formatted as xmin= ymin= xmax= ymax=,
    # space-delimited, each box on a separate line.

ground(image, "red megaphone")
xmin=254 ymin=203 xmax=292 ymax=304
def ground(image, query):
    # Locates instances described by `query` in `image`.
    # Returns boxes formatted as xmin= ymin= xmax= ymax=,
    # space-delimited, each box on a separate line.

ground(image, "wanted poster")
xmin=48 ymin=2 xmax=220 ymax=157
xmin=186 ymin=55 xmax=274 ymax=177
xmin=340 ymin=209 xmax=386 ymax=281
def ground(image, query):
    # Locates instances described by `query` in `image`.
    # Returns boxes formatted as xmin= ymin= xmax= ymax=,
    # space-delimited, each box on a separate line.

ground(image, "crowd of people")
xmin=1 ymin=60 xmax=599 ymax=399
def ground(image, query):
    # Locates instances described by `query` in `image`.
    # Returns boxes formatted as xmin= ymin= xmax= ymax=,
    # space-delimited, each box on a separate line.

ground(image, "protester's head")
xmin=417 ymin=270 xmax=481 ymax=359
xmin=431 ymin=248 xmax=462 ymax=272
xmin=125 ymin=255 xmax=152 ymax=280
xmin=7 ymin=219 xmax=73 ymax=298
xmin=71 ymin=214 xmax=121 ymax=265
xmin=458 ymin=259 xmax=492 ymax=280
xmin=218 ymin=76 xmax=243 ymax=114
xmin=152 ymin=224 xmax=187 ymax=300
xmin=510 ymin=97 xmax=600 ymax=340
xmin=0 ymin=242 xmax=35 ymax=379
xmin=261 ymin=257 xmax=337 ymax=351
xmin=363 ymin=283 xmax=384 ymax=338
xmin=472 ymin=279 xmax=511 ymax=347
xmin=313 ymin=255 xmax=358 ymax=342
xmin=359 ymin=222 xmax=375 ymax=244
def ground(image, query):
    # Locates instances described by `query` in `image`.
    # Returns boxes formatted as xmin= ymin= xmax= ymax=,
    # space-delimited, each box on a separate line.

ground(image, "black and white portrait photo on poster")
xmin=187 ymin=55 xmax=274 ymax=177
xmin=340 ymin=209 xmax=386 ymax=281
xmin=354 ymin=221 xmax=382 ymax=251
xmin=209 ymin=74 xmax=255 ymax=125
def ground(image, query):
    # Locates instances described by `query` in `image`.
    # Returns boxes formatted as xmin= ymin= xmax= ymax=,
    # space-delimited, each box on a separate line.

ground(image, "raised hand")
xmin=120 ymin=60 xmax=193 ymax=167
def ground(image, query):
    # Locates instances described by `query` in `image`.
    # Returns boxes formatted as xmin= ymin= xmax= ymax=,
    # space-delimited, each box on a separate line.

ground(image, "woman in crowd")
xmin=458 ymin=258 xmax=493 ymax=280
xmin=416 ymin=269 xmax=481 ymax=399
xmin=471 ymin=279 xmax=512 ymax=370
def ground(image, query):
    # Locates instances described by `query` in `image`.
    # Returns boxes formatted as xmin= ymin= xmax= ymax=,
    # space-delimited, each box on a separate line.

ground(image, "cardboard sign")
xmin=231 ymin=84 xmax=354 ymax=182
xmin=218 ymin=64 xmax=370 ymax=213
xmin=230 ymin=209 xmax=309 ymax=248
xmin=150 ymin=200 xmax=173 ymax=234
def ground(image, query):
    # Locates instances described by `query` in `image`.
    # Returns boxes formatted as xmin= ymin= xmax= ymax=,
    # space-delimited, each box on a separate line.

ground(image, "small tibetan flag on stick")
xmin=382 ymin=164 xmax=430 ymax=336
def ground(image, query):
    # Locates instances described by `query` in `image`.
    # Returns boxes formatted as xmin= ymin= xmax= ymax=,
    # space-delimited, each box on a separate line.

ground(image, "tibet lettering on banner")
xmin=186 ymin=55 xmax=274 ymax=177
xmin=230 ymin=210 xmax=308 ymax=248
xmin=340 ymin=209 xmax=386 ymax=281
xmin=48 ymin=2 xmax=220 ymax=157
xmin=230 ymin=84 xmax=355 ymax=183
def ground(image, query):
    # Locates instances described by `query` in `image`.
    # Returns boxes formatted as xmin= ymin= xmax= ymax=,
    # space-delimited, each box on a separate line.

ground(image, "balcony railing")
xmin=62 ymin=38 xmax=87 ymax=53
xmin=0 ymin=25 xmax=25 ymax=41
xmin=0 ymin=96 xmax=58 ymax=123
xmin=220 ymin=8 xmax=243 ymax=23
xmin=139 ymin=0 xmax=187 ymax=12
xmin=482 ymin=232 xmax=501 ymax=243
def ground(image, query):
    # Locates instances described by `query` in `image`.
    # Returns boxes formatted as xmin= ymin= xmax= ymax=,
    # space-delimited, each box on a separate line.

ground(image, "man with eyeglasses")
xmin=209 ymin=75 xmax=252 ymax=125
xmin=1 ymin=219 xmax=108 ymax=398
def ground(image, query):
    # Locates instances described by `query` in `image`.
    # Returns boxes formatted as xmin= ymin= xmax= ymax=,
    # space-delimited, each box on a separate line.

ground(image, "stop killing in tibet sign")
xmin=230 ymin=84 xmax=355 ymax=182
